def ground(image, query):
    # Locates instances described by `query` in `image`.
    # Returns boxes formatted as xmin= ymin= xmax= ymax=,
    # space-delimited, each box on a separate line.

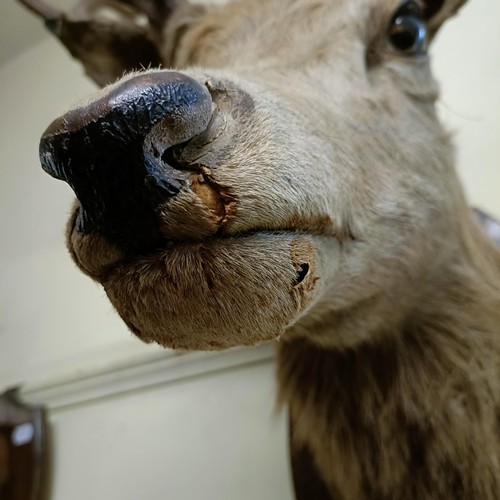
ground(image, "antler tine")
xmin=17 ymin=0 xmax=61 ymax=21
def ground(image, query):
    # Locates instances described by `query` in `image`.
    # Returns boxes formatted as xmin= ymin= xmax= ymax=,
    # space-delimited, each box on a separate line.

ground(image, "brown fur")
xmin=28 ymin=0 xmax=500 ymax=497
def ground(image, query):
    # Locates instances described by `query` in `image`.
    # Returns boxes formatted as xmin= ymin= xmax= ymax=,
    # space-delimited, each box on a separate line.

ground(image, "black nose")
xmin=39 ymin=71 xmax=213 ymax=251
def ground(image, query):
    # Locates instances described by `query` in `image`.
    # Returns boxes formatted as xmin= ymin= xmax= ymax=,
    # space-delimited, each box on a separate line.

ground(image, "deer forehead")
xmin=173 ymin=0 xmax=411 ymax=66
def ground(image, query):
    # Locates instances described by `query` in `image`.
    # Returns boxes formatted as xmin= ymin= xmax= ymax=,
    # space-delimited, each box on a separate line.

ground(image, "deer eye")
xmin=388 ymin=1 xmax=428 ymax=54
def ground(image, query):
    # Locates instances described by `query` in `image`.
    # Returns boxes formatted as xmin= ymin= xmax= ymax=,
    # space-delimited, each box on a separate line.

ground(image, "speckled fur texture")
xmin=46 ymin=0 xmax=500 ymax=497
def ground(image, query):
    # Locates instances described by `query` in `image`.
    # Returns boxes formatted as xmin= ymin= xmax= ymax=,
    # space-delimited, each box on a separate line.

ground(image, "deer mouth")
xmin=66 ymin=195 xmax=317 ymax=276
xmin=62 ymin=170 xmax=327 ymax=350
xmin=66 ymin=207 xmax=322 ymax=350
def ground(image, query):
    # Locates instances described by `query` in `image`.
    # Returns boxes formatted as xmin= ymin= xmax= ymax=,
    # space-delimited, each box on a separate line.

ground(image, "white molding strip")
xmin=20 ymin=343 xmax=275 ymax=411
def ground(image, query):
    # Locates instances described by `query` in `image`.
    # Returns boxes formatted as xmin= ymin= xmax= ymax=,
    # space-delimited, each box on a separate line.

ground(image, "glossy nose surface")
xmin=39 ymin=71 xmax=213 ymax=251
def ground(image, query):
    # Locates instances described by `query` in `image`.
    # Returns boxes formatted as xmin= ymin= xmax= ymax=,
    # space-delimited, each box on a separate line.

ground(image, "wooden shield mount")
xmin=0 ymin=388 xmax=49 ymax=500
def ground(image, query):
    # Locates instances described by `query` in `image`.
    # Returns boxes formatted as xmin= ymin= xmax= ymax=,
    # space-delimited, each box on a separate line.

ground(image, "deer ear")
xmin=18 ymin=0 xmax=186 ymax=87
xmin=162 ymin=3 xmax=207 ymax=67
xmin=423 ymin=0 xmax=468 ymax=37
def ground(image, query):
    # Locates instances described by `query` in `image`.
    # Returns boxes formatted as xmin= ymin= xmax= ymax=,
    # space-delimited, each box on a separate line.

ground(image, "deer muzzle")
xmin=39 ymin=71 xmax=213 ymax=251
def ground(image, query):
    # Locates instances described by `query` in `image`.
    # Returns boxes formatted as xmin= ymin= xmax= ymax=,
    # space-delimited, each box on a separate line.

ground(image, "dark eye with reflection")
xmin=388 ymin=1 xmax=428 ymax=54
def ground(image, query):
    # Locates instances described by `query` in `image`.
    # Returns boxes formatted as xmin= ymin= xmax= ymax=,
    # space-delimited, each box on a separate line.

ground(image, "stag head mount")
xmin=18 ymin=0 xmax=181 ymax=87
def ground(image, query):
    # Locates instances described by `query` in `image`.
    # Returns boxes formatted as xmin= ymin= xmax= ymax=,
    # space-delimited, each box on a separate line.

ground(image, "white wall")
xmin=432 ymin=0 xmax=500 ymax=217
xmin=0 ymin=1 xmax=499 ymax=499
xmin=48 ymin=359 xmax=291 ymax=500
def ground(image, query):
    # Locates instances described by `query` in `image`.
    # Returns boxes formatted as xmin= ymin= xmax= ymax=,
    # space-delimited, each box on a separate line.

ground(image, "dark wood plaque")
xmin=0 ymin=389 xmax=48 ymax=500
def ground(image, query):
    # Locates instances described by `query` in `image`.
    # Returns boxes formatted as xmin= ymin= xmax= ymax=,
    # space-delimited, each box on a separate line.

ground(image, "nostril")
xmin=161 ymin=145 xmax=179 ymax=167
xmin=144 ymin=151 xmax=183 ymax=199
xmin=160 ymin=143 xmax=189 ymax=170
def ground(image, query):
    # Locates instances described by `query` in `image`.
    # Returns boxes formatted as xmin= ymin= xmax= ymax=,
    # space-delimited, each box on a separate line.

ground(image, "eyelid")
xmin=393 ymin=0 xmax=424 ymax=20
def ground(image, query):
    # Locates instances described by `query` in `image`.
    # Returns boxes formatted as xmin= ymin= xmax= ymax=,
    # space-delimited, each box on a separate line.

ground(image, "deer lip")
xmin=68 ymin=199 xmax=323 ymax=283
